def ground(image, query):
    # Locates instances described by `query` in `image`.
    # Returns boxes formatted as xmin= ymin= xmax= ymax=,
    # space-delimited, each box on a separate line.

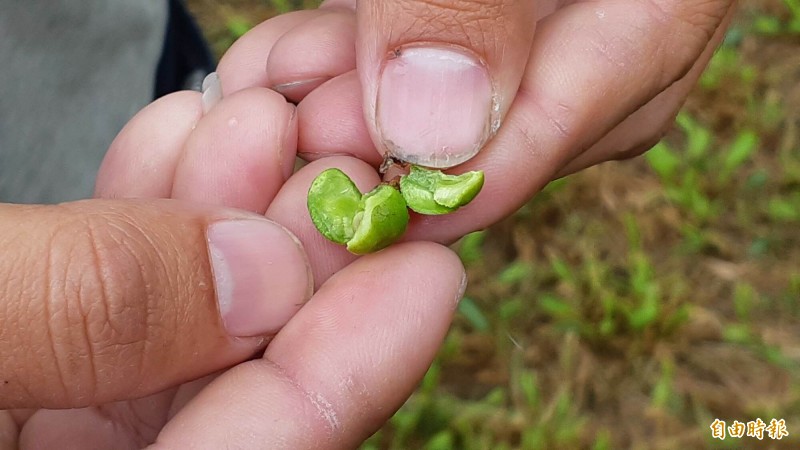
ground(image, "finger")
xmin=216 ymin=9 xmax=322 ymax=96
xmin=297 ymin=71 xmax=382 ymax=166
xmin=403 ymin=0 xmax=733 ymax=242
xmin=357 ymin=0 xmax=537 ymax=168
xmin=554 ymin=4 xmax=734 ymax=176
xmin=0 ymin=412 xmax=15 ymax=449
xmin=397 ymin=0 xmax=735 ymax=242
xmin=293 ymin=71 xmax=535 ymax=244
xmin=16 ymin=373 xmax=223 ymax=448
xmin=420 ymin=0 xmax=736 ymax=238
xmin=504 ymin=0 xmax=735 ymax=170
xmin=153 ymin=242 xmax=466 ymax=449
xmin=293 ymin=73 xmax=527 ymax=243
xmin=299 ymin=0 xmax=735 ymax=244
xmin=18 ymin=392 xmax=170 ymax=449
xmin=95 ymin=91 xmax=202 ymax=199
xmin=266 ymin=156 xmax=381 ymax=289
xmin=267 ymin=9 xmax=357 ymax=103
xmin=171 ymin=87 xmax=297 ymax=213
xmin=319 ymin=0 xmax=354 ymax=9
xmin=0 ymin=199 xmax=311 ymax=409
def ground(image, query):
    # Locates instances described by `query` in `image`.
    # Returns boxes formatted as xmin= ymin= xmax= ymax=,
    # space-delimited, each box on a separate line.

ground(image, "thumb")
xmin=357 ymin=0 xmax=536 ymax=168
xmin=0 ymin=199 xmax=311 ymax=409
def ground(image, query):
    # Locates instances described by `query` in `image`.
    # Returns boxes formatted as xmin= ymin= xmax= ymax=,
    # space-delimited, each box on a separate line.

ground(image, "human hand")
xmin=1 ymin=87 xmax=466 ymax=448
xmin=215 ymin=0 xmax=736 ymax=243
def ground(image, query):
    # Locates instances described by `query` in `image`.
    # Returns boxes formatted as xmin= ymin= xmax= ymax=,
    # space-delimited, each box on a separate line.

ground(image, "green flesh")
xmin=308 ymin=168 xmax=409 ymax=254
xmin=307 ymin=168 xmax=363 ymax=244
xmin=400 ymin=165 xmax=485 ymax=215
xmin=308 ymin=165 xmax=482 ymax=254
xmin=346 ymin=185 xmax=409 ymax=254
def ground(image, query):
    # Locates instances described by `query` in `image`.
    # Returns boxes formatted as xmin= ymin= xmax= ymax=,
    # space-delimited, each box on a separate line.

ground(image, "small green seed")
xmin=307 ymin=168 xmax=363 ymax=244
xmin=308 ymin=165 xmax=483 ymax=253
xmin=346 ymin=185 xmax=409 ymax=255
xmin=400 ymin=165 xmax=484 ymax=215
xmin=308 ymin=168 xmax=409 ymax=254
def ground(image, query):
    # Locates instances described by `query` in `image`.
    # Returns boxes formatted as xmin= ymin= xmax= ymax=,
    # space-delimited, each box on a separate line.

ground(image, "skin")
xmin=218 ymin=0 xmax=736 ymax=244
xmin=1 ymin=0 xmax=735 ymax=446
xmin=0 ymin=89 xmax=466 ymax=448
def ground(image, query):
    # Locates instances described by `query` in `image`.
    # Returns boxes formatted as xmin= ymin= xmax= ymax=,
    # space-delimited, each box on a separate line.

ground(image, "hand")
xmin=1 ymin=87 xmax=466 ymax=448
xmin=215 ymin=0 xmax=736 ymax=242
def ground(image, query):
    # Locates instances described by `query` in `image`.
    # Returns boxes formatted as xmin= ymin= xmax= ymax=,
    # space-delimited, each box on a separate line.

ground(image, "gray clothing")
xmin=0 ymin=0 xmax=167 ymax=203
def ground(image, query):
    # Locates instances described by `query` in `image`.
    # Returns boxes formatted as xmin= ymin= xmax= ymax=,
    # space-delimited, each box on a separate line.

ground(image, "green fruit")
xmin=307 ymin=168 xmax=363 ymax=245
xmin=399 ymin=165 xmax=484 ymax=215
xmin=346 ymin=185 xmax=409 ymax=255
xmin=307 ymin=165 xmax=484 ymax=254
xmin=307 ymin=168 xmax=409 ymax=254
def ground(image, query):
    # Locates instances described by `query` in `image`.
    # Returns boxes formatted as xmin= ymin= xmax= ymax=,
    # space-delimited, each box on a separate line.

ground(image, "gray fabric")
xmin=0 ymin=0 xmax=167 ymax=204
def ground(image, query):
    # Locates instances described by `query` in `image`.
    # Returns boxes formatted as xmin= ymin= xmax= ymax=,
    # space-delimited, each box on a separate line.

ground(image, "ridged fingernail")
xmin=377 ymin=45 xmax=493 ymax=168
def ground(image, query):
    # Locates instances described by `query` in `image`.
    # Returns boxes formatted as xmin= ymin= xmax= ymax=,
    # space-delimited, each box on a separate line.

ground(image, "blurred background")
xmin=186 ymin=0 xmax=800 ymax=448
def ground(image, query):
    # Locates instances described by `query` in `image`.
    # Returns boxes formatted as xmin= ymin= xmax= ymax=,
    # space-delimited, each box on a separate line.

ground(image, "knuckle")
xmin=516 ymin=86 xmax=578 ymax=144
xmin=42 ymin=211 xmax=168 ymax=403
xmin=640 ymin=0 xmax=732 ymax=75
xmin=401 ymin=0 xmax=507 ymax=18
xmin=503 ymin=95 xmax=572 ymax=176
xmin=655 ymin=0 xmax=731 ymax=35
xmin=640 ymin=0 xmax=728 ymax=31
xmin=393 ymin=0 xmax=518 ymax=49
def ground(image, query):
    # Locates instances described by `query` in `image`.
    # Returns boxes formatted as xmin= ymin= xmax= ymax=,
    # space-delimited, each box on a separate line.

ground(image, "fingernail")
xmin=202 ymin=72 xmax=223 ymax=114
xmin=281 ymin=104 xmax=298 ymax=181
xmin=455 ymin=271 xmax=468 ymax=306
xmin=272 ymin=77 xmax=329 ymax=103
xmin=207 ymin=219 xmax=312 ymax=337
xmin=377 ymin=45 xmax=494 ymax=169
